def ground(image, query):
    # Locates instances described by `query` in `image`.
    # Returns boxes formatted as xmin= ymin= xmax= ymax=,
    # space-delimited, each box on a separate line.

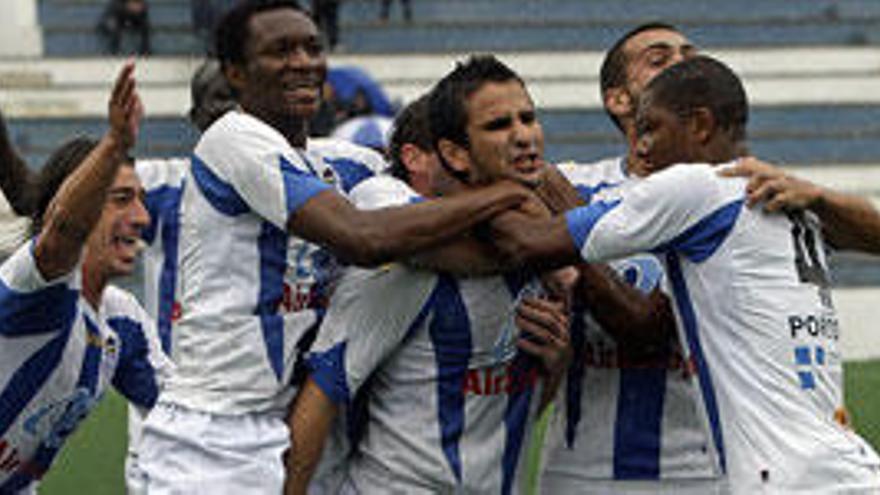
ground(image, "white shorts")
xmin=138 ymin=402 xmax=289 ymax=495
xmin=538 ymin=476 xmax=729 ymax=495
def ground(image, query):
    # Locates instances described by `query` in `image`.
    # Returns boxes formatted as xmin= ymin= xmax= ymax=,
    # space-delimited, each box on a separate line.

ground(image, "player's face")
xmin=635 ymin=93 xmax=695 ymax=172
xmin=622 ymin=29 xmax=696 ymax=103
xmin=86 ymin=165 xmax=150 ymax=279
xmin=462 ymin=80 xmax=545 ymax=187
xmin=236 ymin=8 xmax=326 ymax=122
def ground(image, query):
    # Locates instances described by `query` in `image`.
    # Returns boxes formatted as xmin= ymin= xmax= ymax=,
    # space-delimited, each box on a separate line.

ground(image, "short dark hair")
xmin=428 ymin=54 xmax=524 ymax=151
xmin=388 ymin=94 xmax=432 ymax=183
xmin=645 ymin=55 xmax=748 ymax=144
xmin=30 ymin=137 xmax=134 ymax=236
xmin=599 ymin=22 xmax=681 ymax=132
xmin=215 ymin=0 xmax=304 ymax=72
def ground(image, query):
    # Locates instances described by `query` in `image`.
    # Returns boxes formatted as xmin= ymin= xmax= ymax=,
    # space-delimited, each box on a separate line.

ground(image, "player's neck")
xmin=623 ymin=124 xmax=652 ymax=177
xmin=81 ymin=255 xmax=107 ymax=311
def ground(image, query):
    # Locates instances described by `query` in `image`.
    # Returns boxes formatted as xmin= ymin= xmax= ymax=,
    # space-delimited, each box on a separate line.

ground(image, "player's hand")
xmin=515 ymin=296 xmax=572 ymax=376
xmin=719 ymin=157 xmax=823 ymax=212
xmin=540 ymin=266 xmax=578 ymax=313
xmin=108 ymin=60 xmax=143 ymax=151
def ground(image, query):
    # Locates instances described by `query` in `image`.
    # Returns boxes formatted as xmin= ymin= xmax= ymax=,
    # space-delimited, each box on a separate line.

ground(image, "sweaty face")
xmin=635 ymin=91 xmax=695 ymax=172
xmin=86 ymin=166 xmax=150 ymax=279
xmin=622 ymin=29 xmax=696 ymax=104
xmin=236 ymin=8 xmax=327 ymax=123
xmin=463 ymin=80 xmax=545 ymax=187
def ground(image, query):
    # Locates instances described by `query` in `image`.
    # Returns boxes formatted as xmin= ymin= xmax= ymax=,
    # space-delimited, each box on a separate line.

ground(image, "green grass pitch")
xmin=37 ymin=360 xmax=880 ymax=493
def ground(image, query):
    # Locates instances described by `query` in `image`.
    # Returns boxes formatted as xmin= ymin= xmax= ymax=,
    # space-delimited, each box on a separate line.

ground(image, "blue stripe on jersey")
xmin=665 ymin=253 xmax=726 ymax=472
xmin=613 ymin=366 xmax=667 ymax=479
xmin=574 ymin=181 xmax=621 ymax=204
xmin=324 ymin=157 xmax=376 ymax=194
xmin=428 ymin=275 xmax=471 ymax=482
xmin=0 ymin=330 xmax=71 ymax=438
xmin=658 ymin=200 xmax=744 ymax=263
xmin=502 ymin=354 xmax=537 ymax=495
xmin=108 ymin=316 xmax=159 ymax=408
xmin=190 ymin=154 xmax=249 ymax=216
xmin=279 ymin=155 xmax=332 ymax=215
xmin=564 ymin=313 xmax=587 ymax=449
xmin=78 ymin=316 xmax=103 ymax=394
xmin=143 ymin=183 xmax=184 ymax=354
xmin=0 ymin=279 xmax=78 ymax=337
xmin=564 ymin=200 xmax=622 ymax=250
xmin=306 ymin=342 xmax=351 ymax=404
xmin=257 ymin=222 xmax=289 ymax=381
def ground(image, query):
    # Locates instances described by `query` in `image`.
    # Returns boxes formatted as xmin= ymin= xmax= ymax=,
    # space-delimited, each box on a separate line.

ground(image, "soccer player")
xmin=136 ymin=2 xmax=529 ymax=493
xmin=289 ymin=56 xmax=571 ymax=494
xmin=538 ymin=23 xmax=726 ymax=494
xmin=0 ymin=62 xmax=167 ymax=494
xmin=493 ymin=55 xmax=880 ymax=493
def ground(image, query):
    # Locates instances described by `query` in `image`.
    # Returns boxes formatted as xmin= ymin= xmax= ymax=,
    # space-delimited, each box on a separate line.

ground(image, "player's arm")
xmin=34 ymin=61 xmax=142 ymax=280
xmin=720 ymin=157 xmax=880 ymax=254
xmin=284 ymin=377 xmax=339 ymax=495
xmin=515 ymin=296 xmax=571 ymax=413
xmin=288 ymin=180 xmax=529 ymax=267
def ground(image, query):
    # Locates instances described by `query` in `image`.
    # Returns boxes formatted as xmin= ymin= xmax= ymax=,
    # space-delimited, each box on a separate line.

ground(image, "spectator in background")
xmin=0 ymin=110 xmax=33 ymax=260
xmin=97 ymin=0 xmax=152 ymax=55
xmin=312 ymin=0 xmax=341 ymax=51
xmin=380 ymin=0 xmax=411 ymax=22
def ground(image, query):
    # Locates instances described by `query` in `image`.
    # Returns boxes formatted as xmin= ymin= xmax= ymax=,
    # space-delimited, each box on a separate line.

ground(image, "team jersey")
xmin=539 ymin=158 xmax=718 ymax=489
xmin=308 ymin=175 xmax=543 ymax=494
xmin=164 ymin=110 xmax=384 ymax=415
xmin=0 ymin=242 xmax=164 ymax=492
xmin=0 ymin=190 xmax=29 ymax=261
xmin=565 ymin=161 xmax=880 ymax=493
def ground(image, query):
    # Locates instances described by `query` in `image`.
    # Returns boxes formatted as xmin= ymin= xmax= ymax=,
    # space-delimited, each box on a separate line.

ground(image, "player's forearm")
xmin=490 ymin=213 xmax=582 ymax=271
xmin=534 ymin=164 xmax=586 ymax=213
xmin=812 ymin=189 xmax=880 ymax=255
xmin=299 ymin=181 xmax=528 ymax=267
xmin=574 ymin=263 xmax=674 ymax=347
xmin=284 ymin=377 xmax=339 ymax=495
xmin=35 ymin=133 xmax=127 ymax=279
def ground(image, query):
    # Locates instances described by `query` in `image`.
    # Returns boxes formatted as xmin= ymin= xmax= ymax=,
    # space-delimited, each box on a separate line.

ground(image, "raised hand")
xmin=108 ymin=60 xmax=143 ymax=150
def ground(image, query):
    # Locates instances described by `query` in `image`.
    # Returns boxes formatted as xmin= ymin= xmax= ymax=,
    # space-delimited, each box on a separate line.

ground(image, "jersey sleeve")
xmin=0 ymin=241 xmax=79 ymax=337
xmin=108 ymin=296 xmax=171 ymax=410
xmin=136 ymin=158 xmax=187 ymax=246
xmin=307 ymin=265 xmax=437 ymax=405
xmin=193 ymin=113 xmax=332 ymax=230
xmin=348 ymin=175 xmax=421 ymax=210
xmin=565 ymin=164 xmax=747 ymax=264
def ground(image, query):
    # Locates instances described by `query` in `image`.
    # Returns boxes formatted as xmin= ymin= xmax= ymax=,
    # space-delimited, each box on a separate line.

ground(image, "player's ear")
xmin=223 ymin=63 xmax=247 ymax=95
xmin=690 ymin=107 xmax=715 ymax=144
xmin=604 ymin=87 xmax=633 ymax=118
xmin=400 ymin=143 xmax=426 ymax=176
xmin=437 ymin=138 xmax=471 ymax=177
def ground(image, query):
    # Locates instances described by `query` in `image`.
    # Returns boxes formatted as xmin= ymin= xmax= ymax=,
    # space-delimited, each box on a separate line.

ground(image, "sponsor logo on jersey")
xmin=461 ymin=363 xmax=540 ymax=396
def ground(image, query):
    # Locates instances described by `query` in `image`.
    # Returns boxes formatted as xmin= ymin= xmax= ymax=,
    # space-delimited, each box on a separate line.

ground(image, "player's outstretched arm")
xmin=284 ymin=376 xmax=339 ymax=495
xmin=721 ymin=157 xmax=880 ymax=254
xmin=288 ymin=180 xmax=529 ymax=267
xmin=34 ymin=61 xmax=142 ymax=279
xmin=515 ymin=296 xmax=572 ymax=412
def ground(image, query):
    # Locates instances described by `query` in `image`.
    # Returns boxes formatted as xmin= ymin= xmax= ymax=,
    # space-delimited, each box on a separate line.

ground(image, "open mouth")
xmin=113 ymin=234 xmax=145 ymax=262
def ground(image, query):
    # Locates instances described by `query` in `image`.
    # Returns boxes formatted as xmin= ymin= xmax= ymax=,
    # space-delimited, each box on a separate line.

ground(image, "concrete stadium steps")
xmin=38 ymin=0 xmax=880 ymax=56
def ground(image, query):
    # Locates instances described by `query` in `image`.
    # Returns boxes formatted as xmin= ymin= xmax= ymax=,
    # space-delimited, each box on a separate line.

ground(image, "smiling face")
xmin=230 ymin=8 xmax=327 ymax=126
xmin=84 ymin=165 xmax=150 ymax=280
xmin=457 ymin=80 xmax=546 ymax=187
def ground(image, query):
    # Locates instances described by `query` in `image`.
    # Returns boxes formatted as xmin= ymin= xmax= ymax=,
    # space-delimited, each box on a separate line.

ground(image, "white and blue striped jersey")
xmin=0 ymin=242 xmax=164 ymax=492
xmin=164 ymin=110 xmax=384 ymax=415
xmin=565 ymin=161 xmax=880 ymax=493
xmin=539 ymin=158 xmax=718 ymax=490
xmin=308 ymin=175 xmax=543 ymax=494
